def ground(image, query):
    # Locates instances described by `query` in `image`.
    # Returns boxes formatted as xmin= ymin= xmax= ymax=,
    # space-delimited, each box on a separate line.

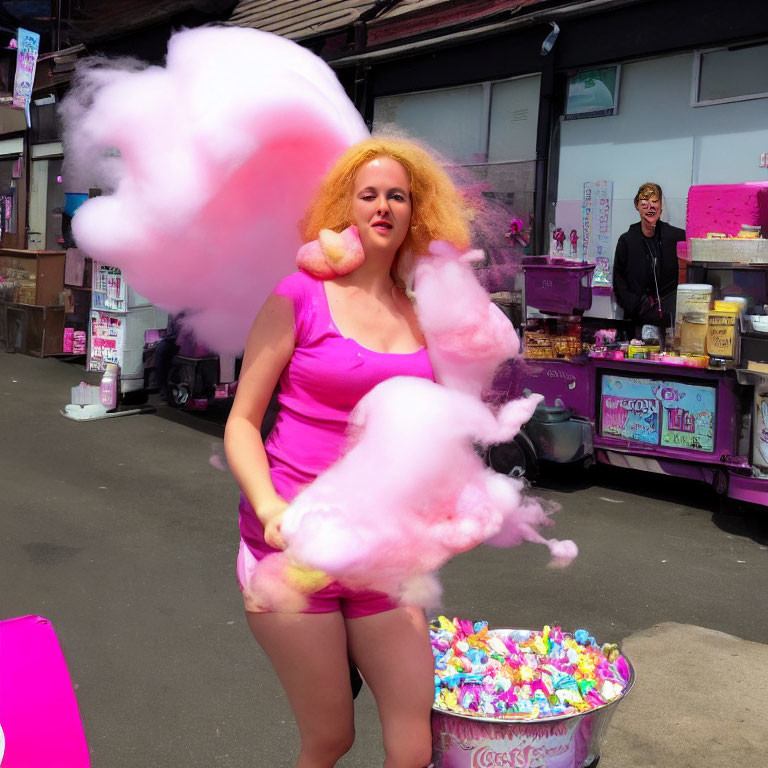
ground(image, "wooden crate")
xmin=3 ymin=303 xmax=65 ymax=356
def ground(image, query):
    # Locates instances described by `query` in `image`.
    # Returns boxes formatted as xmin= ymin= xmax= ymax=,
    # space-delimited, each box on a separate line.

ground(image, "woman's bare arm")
xmin=224 ymin=293 xmax=295 ymax=547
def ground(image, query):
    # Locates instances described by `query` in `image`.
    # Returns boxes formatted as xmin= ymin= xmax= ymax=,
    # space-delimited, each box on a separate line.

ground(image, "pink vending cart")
xmin=490 ymin=183 xmax=768 ymax=507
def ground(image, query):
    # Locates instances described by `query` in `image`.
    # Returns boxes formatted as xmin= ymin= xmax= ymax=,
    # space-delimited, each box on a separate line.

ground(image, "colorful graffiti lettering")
xmin=472 ymin=743 xmax=571 ymax=768
xmin=667 ymin=408 xmax=696 ymax=433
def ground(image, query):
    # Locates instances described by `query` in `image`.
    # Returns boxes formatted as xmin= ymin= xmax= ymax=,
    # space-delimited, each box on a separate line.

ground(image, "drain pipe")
xmin=352 ymin=0 xmax=401 ymax=123
xmin=533 ymin=22 xmax=559 ymax=256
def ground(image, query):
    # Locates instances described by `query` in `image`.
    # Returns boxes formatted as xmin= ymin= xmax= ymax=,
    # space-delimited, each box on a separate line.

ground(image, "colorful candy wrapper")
xmin=431 ymin=616 xmax=631 ymax=720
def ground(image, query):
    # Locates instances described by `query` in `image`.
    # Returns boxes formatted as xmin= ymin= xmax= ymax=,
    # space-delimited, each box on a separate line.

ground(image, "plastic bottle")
xmin=99 ymin=363 xmax=119 ymax=411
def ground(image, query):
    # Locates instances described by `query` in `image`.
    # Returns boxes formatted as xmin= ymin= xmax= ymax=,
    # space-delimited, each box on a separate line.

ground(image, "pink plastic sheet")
xmin=686 ymin=182 xmax=768 ymax=240
xmin=0 ymin=615 xmax=90 ymax=767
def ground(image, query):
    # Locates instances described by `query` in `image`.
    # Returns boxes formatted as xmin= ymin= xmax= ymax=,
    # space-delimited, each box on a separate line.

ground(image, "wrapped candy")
xmin=431 ymin=617 xmax=631 ymax=720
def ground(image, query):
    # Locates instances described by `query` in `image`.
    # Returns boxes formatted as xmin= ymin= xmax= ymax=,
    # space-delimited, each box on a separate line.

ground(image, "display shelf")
xmin=0 ymin=248 xmax=66 ymax=306
xmin=688 ymin=261 xmax=768 ymax=271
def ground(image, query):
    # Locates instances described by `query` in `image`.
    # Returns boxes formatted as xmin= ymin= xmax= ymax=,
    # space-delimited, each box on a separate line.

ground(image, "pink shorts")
xmin=236 ymin=540 xmax=398 ymax=619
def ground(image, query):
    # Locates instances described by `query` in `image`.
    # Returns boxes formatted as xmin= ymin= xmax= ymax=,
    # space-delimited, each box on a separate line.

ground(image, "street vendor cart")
xmin=490 ymin=182 xmax=768 ymax=508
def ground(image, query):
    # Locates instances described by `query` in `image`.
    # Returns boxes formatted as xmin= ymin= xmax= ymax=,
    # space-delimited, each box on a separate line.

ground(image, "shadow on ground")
xmin=712 ymin=498 xmax=768 ymax=546
xmin=536 ymin=461 xmax=768 ymax=546
xmin=536 ymin=463 xmax=712 ymax=507
xmin=149 ymin=394 xmax=231 ymax=438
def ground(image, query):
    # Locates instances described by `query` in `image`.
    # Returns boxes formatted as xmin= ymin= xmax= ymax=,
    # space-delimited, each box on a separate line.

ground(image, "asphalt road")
xmin=2 ymin=353 xmax=767 ymax=767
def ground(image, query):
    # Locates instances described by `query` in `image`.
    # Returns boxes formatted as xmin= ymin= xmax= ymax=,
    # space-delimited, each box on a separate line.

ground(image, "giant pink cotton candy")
xmin=278 ymin=243 xmax=577 ymax=608
xmin=412 ymin=241 xmax=521 ymax=396
xmin=60 ymin=27 xmax=369 ymax=354
xmin=280 ymin=376 xmax=567 ymax=606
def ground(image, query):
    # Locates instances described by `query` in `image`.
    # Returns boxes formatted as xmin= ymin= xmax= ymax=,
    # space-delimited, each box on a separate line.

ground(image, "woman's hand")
xmin=258 ymin=497 xmax=290 ymax=550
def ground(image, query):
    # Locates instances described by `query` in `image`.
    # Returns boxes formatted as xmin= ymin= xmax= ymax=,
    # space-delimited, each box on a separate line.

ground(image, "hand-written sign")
xmin=707 ymin=314 xmax=737 ymax=358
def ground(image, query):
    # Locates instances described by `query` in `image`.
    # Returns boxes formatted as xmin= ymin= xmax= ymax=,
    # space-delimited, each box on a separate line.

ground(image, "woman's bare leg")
xmin=346 ymin=607 xmax=434 ymax=768
xmin=247 ymin=611 xmax=355 ymax=768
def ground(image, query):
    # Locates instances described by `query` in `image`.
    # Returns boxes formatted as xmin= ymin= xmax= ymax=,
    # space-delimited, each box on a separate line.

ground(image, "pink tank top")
xmin=239 ymin=270 xmax=435 ymax=552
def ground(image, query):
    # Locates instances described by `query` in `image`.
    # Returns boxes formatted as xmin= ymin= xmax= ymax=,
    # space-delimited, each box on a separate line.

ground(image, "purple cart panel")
xmin=515 ymin=360 xmax=594 ymax=420
xmin=592 ymin=360 xmax=740 ymax=464
xmin=524 ymin=263 xmax=595 ymax=315
xmin=596 ymin=449 xmax=716 ymax=484
xmin=727 ymin=474 xmax=768 ymax=506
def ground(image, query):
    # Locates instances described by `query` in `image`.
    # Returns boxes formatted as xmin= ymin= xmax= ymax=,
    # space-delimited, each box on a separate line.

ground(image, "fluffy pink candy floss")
xmin=296 ymin=226 xmax=365 ymax=278
xmin=59 ymin=27 xmax=578 ymax=605
xmin=413 ymin=241 xmax=520 ymax=397
xmin=278 ymin=241 xmax=578 ymax=608
xmin=60 ymin=26 xmax=369 ymax=354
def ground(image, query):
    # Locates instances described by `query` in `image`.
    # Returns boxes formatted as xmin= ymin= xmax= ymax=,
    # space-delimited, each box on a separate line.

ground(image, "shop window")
xmin=373 ymin=84 xmax=486 ymax=164
xmin=488 ymin=75 xmax=541 ymax=163
xmin=374 ymin=76 xmax=541 ymax=293
xmin=693 ymin=42 xmax=768 ymax=106
xmin=564 ymin=66 xmax=621 ymax=120
xmin=46 ymin=157 xmax=65 ymax=250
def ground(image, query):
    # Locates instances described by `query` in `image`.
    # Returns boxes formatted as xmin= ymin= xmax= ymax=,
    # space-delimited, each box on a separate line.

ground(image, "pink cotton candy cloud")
xmin=280 ymin=375 xmax=569 ymax=608
xmin=59 ymin=26 xmax=369 ymax=354
xmin=296 ymin=226 xmax=365 ymax=279
xmin=276 ymin=243 xmax=577 ymax=609
xmin=412 ymin=241 xmax=521 ymax=397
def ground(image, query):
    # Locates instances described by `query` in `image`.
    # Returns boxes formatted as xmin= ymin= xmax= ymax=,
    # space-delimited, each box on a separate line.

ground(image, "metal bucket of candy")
xmin=430 ymin=618 xmax=634 ymax=768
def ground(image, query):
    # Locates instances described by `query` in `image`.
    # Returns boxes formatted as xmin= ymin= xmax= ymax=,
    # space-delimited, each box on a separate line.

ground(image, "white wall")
xmin=556 ymin=52 xmax=768 ymax=254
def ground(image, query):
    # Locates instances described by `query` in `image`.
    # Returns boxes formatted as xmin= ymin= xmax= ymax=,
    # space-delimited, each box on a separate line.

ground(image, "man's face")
xmin=636 ymin=196 xmax=661 ymax=227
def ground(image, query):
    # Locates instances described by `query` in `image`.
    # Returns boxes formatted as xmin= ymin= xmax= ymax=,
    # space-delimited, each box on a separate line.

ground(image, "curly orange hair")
xmin=301 ymin=136 xmax=471 ymax=279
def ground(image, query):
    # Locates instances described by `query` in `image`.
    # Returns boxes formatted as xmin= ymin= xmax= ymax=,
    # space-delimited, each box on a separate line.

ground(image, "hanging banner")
xmin=582 ymin=180 xmax=612 ymax=286
xmin=12 ymin=28 xmax=40 ymax=110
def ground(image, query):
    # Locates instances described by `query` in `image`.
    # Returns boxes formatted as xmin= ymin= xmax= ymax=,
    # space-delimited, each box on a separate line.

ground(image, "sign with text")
xmin=582 ymin=180 xmax=612 ymax=285
xmin=432 ymin=711 xmax=585 ymax=768
xmin=600 ymin=374 xmax=716 ymax=453
xmin=565 ymin=66 xmax=621 ymax=119
xmin=659 ymin=380 xmax=716 ymax=452
xmin=12 ymin=28 xmax=40 ymax=110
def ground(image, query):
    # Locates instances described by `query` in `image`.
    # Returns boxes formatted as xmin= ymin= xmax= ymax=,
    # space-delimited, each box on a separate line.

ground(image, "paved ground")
xmin=2 ymin=352 xmax=767 ymax=767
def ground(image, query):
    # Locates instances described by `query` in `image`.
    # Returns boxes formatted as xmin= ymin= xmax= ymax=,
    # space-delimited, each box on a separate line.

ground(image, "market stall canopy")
xmin=228 ymin=0 xmax=376 ymax=41
xmin=0 ymin=0 xmax=231 ymax=50
xmin=227 ymin=0 xmax=550 ymax=48
xmin=225 ymin=0 xmax=628 ymax=60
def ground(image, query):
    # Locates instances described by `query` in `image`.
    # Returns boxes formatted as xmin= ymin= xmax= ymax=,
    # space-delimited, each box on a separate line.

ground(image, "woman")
xmin=224 ymin=137 xmax=471 ymax=768
xmin=613 ymin=181 xmax=686 ymax=327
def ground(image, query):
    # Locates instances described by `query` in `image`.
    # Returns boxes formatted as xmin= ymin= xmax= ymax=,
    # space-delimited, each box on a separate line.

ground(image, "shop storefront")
xmin=0 ymin=94 xmax=68 ymax=357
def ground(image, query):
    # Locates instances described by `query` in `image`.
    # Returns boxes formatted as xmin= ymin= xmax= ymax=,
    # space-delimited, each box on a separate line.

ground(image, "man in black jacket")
xmin=613 ymin=182 xmax=686 ymax=327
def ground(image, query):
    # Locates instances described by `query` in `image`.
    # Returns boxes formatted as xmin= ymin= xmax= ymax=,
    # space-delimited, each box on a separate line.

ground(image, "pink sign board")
xmin=432 ymin=711 xmax=591 ymax=768
xmin=0 ymin=615 xmax=90 ymax=767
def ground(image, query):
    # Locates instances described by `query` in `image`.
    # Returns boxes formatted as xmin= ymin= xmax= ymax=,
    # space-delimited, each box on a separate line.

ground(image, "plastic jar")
xmin=680 ymin=313 xmax=708 ymax=355
xmin=99 ymin=363 xmax=120 ymax=411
